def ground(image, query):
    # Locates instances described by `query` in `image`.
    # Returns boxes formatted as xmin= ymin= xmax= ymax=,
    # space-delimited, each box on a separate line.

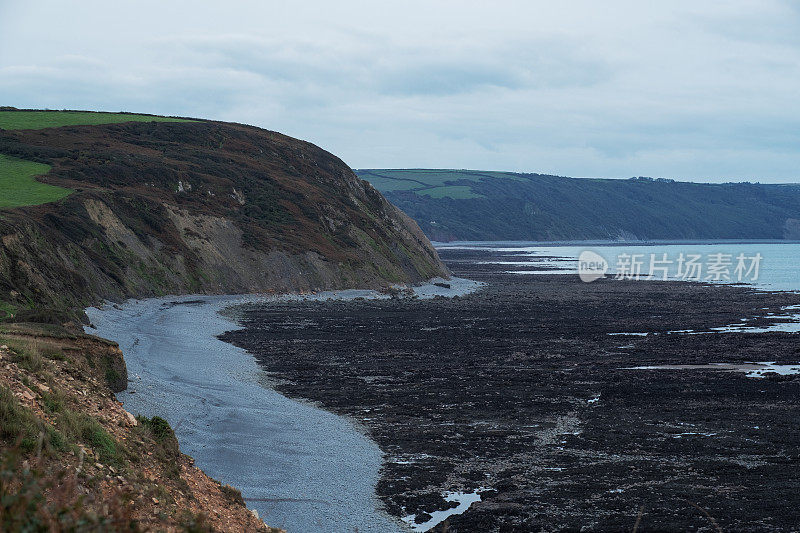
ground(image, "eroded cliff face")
xmin=0 ymin=120 xmax=448 ymax=320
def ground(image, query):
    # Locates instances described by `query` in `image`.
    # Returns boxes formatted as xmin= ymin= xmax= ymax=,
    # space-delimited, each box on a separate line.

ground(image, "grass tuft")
xmin=41 ymin=388 xmax=66 ymax=414
xmin=57 ymin=410 xmax=122 ymax=465
xmin=3 ymin=337 xmax=47 ymax=374
xmin=0 ymin=385 xmax=38 ymax=446
xmin=220 ymin=484 xmax=245 ymax=506
xmin=0 ymin=442 xmax=136 ymax=531
xmin=133 ymin=415 xmax=181 ymax=479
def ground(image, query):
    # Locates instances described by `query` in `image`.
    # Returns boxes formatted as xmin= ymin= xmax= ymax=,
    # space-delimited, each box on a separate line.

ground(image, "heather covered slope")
xmin=0 ymin=115 xmax=447 ymax=321
xmin=358 ymin=169 xmax=800 ymax=242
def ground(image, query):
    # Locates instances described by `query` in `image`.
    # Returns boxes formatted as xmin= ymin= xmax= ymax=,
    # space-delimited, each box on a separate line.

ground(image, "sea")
xmin=436 ymin=240 xmax=800 ymax=292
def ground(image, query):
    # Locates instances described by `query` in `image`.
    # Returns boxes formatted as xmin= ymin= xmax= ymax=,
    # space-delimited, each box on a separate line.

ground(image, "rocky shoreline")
xmin=221 ymin=247 xmax=800 ymax=531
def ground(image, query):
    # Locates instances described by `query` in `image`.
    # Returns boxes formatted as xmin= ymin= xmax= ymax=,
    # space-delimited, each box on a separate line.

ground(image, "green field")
xmin=0 ymin=155 xmax=72 ymax=208
xmin=358 ymin=169 xmax=530 ymax=199
xmin=419 ymin=185 xmax=477 ymax=199
xmin=0 ymin=110 xmax=196 ymax=130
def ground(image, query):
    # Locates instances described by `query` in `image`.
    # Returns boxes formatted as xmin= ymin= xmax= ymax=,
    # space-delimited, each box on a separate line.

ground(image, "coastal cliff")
xmin=0 ymin=115 xmax=448 ymax=323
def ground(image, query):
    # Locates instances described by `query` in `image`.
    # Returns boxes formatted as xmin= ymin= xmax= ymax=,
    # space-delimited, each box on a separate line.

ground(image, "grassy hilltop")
xmin=0 ymin=110 xmax=194 ymax=208
xmin=358 ymin=168 xmax=800 ymax=242
xmin=0 ymin=110 xmax=195 ymax=131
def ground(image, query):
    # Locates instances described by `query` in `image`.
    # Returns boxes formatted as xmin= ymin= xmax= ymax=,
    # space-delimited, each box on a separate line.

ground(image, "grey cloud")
xmin=155 ymin=34 xmax=609 ymax=97
xmin=691 ymin=1 xmax=800 ymax=47
xmin=1 ymin=1 xmax=799 ymax=182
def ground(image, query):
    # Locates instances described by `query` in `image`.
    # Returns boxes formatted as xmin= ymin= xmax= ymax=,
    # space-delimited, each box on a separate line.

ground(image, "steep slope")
xmin=0 ymin=117 xmax=447 ymax=321
xmin=0 ymin=325 xmax=277 ymax=532
xmin=358 ymin=169 xmax=800 ymax=242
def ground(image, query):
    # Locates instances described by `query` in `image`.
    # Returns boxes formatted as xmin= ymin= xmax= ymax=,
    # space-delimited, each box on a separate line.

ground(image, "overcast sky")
xmin=1 ymin=1 xmax=799 ymax=182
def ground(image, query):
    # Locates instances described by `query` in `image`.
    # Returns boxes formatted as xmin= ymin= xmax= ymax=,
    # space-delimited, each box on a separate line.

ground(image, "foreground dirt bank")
xmin=0 ymin=323 xmax=279 ymax=532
